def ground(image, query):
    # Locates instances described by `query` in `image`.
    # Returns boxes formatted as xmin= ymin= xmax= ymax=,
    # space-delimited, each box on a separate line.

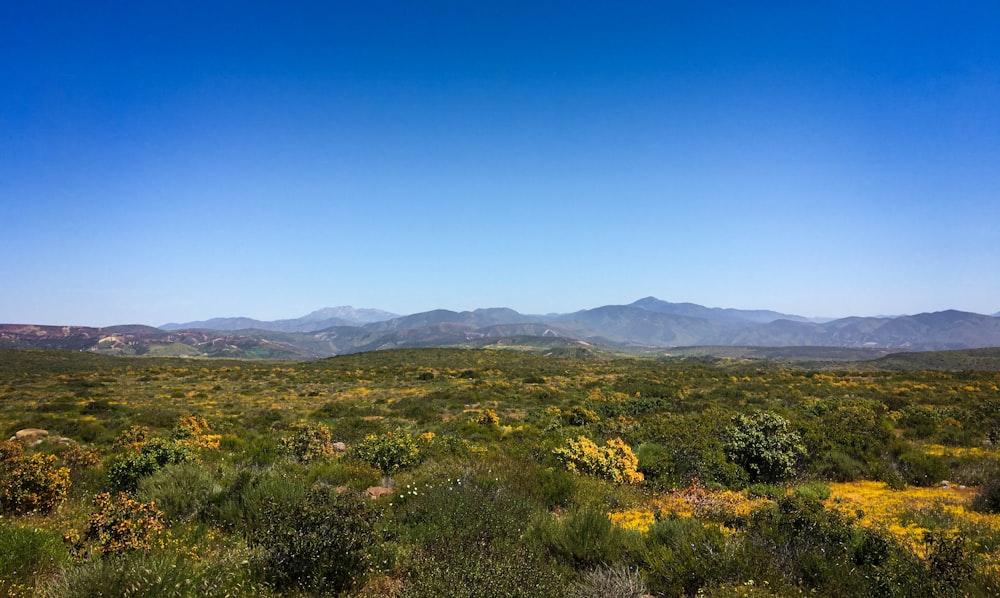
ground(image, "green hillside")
xmin=2 ymin=348 xmax=1000 ymax=596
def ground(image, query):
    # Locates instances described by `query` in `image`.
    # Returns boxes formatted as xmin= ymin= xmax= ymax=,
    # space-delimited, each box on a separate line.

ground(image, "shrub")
xmin=0 ymin=441 xmax=71 ymax=514
xmin=281 ymin=421 xmax=335 ymax=463
xmin=636 ymin=443 xmax=674 ymax=488
xmin=250 ymin=486 xmax=379 ymax=596
xmin=107 ymin=437 xmax=194 ymax=492
xmin=568 ymin=406 xmax=600 ymax=426
xmin=896 ymin=451 xmax=949 ymax=487
xmin=202 ymin=466 xmax=307 ymax=535
xmin=724 ymin=412 xmax=806 ymax=484
xmin=85 ymin=492 xmax=165 ymax=554
xmin=553 ymin=436 xmax=643 ymax=485
xmin=925 ymin=531 xmax=976 ymax=596
xmin=172 ymin=415 xmax=221 ymax=451
xmin=478 ymin=408 xmax=500 ymax=426
xmin=352 ymin=431 xmax=421 ymax=477
xmin=527 ymin=506 xmax=641 ymax=569
xmin=972 ymin=473 xmax=1000 ymax=514
xmin=642 ymin=517 xmax=731 ymax=596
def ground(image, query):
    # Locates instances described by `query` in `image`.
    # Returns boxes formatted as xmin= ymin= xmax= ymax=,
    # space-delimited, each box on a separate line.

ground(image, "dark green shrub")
xmin=793 ymin=481 xmax=831 ymax=501
xmin=925 ymin=531 xmax=977 ymax=596
xmin=203 ymin=467 xmax=307 ymax=535
xmin=636 ymin=442 xmax=675 ymax=489
xmin=250 ymin=486 xmax=379 ymax=596
xmin=527 ymin=506 xmax=641 ymax=569
xmin=642 ymin=517 xmax=730 ymax=596
xmin=746 ymin=483 xmax=785 ymax=500
xmin=896 ymin=451 xmax=949 ymax=487
xmin=811 ymin=449 xmax=867 ymax=482
xmin=537 ymin=467 xmax=576 ymax=509
xmin=972 ymin=473 xmax=1000 ymax=514
xmin=107 ymin=438 xmax=193 ymax=492
xmin=395 ymin=472 xmax=534 ymax=548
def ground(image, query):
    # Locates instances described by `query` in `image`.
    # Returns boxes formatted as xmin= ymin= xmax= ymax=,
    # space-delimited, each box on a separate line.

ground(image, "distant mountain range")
xmin=161 ymin=306 xmax=399 ymax=332
xmin=3 ymin=298 xmax=1000 ymax=359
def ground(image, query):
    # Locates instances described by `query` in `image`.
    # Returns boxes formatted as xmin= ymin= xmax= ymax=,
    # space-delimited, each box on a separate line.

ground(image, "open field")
xmin=3 ymin=348 xmax=1000 ymax=596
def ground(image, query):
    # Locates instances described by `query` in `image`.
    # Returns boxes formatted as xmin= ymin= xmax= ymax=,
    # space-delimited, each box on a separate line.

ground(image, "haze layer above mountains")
xmin=3 ymin=298 xmax=1000 ymax=360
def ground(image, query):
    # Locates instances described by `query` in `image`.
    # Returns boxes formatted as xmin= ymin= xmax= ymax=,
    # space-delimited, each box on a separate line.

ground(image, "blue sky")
xmin=2 ymin=1 xmax=999 ymax=326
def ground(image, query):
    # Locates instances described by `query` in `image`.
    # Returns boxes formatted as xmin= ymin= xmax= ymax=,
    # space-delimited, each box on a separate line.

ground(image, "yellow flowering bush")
xmin=553 ymin=436 xmax=643 ymax=484
xmin=478 ymin=408 xmax=500 ymax=426
xmin=281 ymin=421 xmax=335 ymax=462
xmin=173 ymin=415 xmax=221 ymax=451
xmin=85 ymin=492 xmax=165 ymax=554
xmin=0 ymin=441 xmax=71 ymax=514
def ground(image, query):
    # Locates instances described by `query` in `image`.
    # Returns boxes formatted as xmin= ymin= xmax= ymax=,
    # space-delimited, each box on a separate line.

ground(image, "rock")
xmin=365 ymin=486 xmax=394 ymax=499
xmin=10 ymin=428 xmax=49 ymax=446
xmin=332 ymin=442 xmax=347 ymax=452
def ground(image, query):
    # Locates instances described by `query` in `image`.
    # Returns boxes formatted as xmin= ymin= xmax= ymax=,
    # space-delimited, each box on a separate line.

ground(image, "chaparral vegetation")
xmin=3 ymin=347 xmax=1000 ymax=596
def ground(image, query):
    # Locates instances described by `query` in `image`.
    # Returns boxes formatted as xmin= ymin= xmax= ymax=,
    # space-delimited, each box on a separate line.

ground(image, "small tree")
xmin=724 ymin=411 xmax=806 ymax=484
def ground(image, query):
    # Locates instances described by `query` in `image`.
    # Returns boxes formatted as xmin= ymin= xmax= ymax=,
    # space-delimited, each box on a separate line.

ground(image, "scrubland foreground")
xmin=3 ymin=347 xmax=1000 ymax=596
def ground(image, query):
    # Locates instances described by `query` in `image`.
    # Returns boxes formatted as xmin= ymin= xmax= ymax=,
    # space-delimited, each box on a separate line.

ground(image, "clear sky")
xmin=2 ymin=1 xmax=999 ymax=327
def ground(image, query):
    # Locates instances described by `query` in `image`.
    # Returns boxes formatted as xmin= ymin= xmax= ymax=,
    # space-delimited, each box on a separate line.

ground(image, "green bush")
xmin=636 ymin=443 xmax=674 ymax=489
xmin=107 ymin=437 xmax=193 ymax=492
xmin=724 ymin=412 xmax=806 ymax=484
xmin=972 ymin=473 xmax=1000 ymax=514
xmin=642 ymin=517 xmax=731 ymax=596
xmin=400 ymin=542 xmax=564 ymax=598
xmin=203 ymin=467 xmax=307 ymax=535
xmin=746 ymin=483 xmax=785 ymax=500
xmin=527 ymin=506 xmax=641 ymax=569
xmin=792 ymin=481 xmax=831 ymax=501
xmin=896 ymin=451 xmax=949 ymax=487
xmin=351 ymin=431 xmax=421 ymax=477
xmin=250 ymin=486 xmax=379 ymax=596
